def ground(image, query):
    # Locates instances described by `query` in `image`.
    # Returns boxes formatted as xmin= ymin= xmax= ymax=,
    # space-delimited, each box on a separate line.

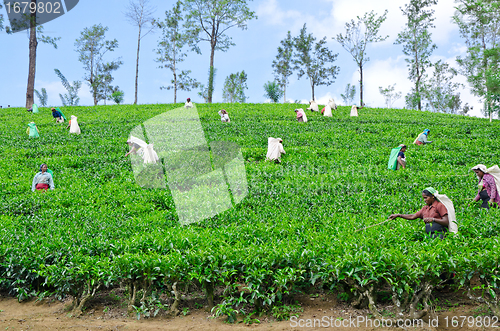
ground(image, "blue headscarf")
xmin=423 ymin=129 xmax=430 ymax=135
xmin=39 ymin=163 xmax=47 ymax=173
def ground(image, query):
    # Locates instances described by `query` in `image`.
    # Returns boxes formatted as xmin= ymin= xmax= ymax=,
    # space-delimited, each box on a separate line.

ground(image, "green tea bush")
xmin=1 ymin=103 xmax=500 ymax=319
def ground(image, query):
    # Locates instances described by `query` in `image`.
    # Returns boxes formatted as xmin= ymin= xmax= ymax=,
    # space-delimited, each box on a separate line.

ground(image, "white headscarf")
xmin=350 ymin=105 xmax=358 ymax=117
xmin=69 ymin=115 xmax=81 ymax=134
xmin=266 ymin=137 xmax=285 ymax=161
xmin=328 ymin=98 xmax=337 ymax=110
xmin=127 ymin=136 xmax=159 ymax=164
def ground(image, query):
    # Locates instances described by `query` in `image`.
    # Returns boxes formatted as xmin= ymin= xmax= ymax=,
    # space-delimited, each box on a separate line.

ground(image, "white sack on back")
xmin=434 ymin=192 xmax=458 ymax=234
xmin=143 ymin=144 xmax=160 ymax=164
xmin=69 ymin=115 xmax=81 ymax=134
xmin=307 ymin=100 xmax=319 ymax=112
xmin=266 ymin=137 xmax=285 ymax=161
xmin=299 ymin=109 xmax=308 ymax=122
xmin=350 ymin=105 xmax=358 ymax=117
xmin=323 ymin=105 xmax=332 ymax=117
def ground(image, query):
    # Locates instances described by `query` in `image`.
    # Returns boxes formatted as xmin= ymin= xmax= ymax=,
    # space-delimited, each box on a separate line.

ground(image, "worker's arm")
xmin=423 ymin=215 xmax=448 ymax=226
xmin=389 ymin=213 xmax=419 ymax=221
xmin=31 ymin=174 xmax=39 ymax=192
xmin=48 ymin=174 xmax=55 ymax=190
xmin=397 ymin=156 xmax=406 ymax=169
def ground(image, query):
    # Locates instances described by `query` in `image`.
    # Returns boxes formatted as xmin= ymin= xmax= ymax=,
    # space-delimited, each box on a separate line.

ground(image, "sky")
xmin=0 ymin=0 xmax=489 ymax=118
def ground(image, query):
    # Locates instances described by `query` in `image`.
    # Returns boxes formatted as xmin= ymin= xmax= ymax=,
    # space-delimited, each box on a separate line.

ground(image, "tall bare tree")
xmin=156 ymin=1 xmax=199 ymax=103
xmin=183 ymin=0 xmax=257 ymax=103
xmin=125 ymin=0 xmax=156 ymax=105
xmin=272 ymin=31 xmax=294 ymax=103
xmin=335 ymin=10 xmax=388 ymax=107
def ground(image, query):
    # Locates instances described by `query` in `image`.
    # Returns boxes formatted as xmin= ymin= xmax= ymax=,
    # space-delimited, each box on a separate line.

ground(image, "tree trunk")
xmin=208 ymin=46 xmax=215 ymax=104
xmin=91 ymin=46 xmax=97 ymax=106
xmin=208 ymin=22 xmax=216 ymax=104
xmin=134 ymin=26 xmax=141 ymax=105
xmin=26 ymin=2 xmax=37 ymax=109
xmin=173 ymin=39 xmax=177 ymax=104
xmin=416 ymin=62 xmax=421 ymax=111
xmin=359 ymin=64 xmax=363 ymax=107
xmin=173 ymin=72 xmax=177 ymax=103
xmin=416 ymin=78 xmax=421 ymax=111
xmin=283 ymin=84 xmax=286 ymax=103
xmin=311 ymin=85 xmax=315 ymax=101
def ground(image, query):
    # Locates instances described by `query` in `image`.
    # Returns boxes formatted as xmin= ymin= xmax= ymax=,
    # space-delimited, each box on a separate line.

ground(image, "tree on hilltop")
xmin=453 ymin=0 xmax=500 ymax=121
xmin=156 ymin=1 xmax=200 ymax=103
xmin=294 ymin=24 xmax=339 ymax=101
xmin=182 ymin=0 xmax=256 ymax=103
xmin=54 ymin=69 xmax=82 ymax=106
xmin=75 ymin=24 xmax=122 ymax=106
xmin=222 ymin=71 xmax=247 ymax=103
xmin=395 ymin=0 xmax=438 ymax=111
xmin=336 ymin=10 xmax=388 ymax=107
xmin=125 ymin=0 xmax=156 ymax=105
xmin=272 ymin=31 xmax=294 ymax=103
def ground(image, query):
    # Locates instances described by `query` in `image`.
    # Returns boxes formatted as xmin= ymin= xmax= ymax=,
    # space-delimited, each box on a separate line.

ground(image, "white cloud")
xmin=352 ymin=55 xmax=410 ymax=108
xmin=256 ymin=0 xmax=303 ymax=27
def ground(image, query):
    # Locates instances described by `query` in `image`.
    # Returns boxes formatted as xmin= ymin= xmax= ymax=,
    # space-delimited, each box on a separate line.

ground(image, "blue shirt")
xmin=52 ymin=111 xmax=62 ymax=118
xmin=398 ymin=151 xmax=405 ymax=158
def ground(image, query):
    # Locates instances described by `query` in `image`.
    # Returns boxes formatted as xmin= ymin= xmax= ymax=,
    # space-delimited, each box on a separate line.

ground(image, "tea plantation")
xmin=1 ymin=104 xmax=499 ymax=319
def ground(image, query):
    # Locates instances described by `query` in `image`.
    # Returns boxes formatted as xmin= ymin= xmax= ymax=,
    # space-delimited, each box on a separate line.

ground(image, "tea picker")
xmin=387 ymin=144 xmax=406 ymax=170
xmin=27 ymin=104 xmax=39 ymax=113
xmin=319 ymin=104 xmax=328 ymax=117
xmin=31 ymin=163 xmax=55 ymax=192
xmin=294 ymin=109 xmax=308 ymax=122
xmin=67 ymin=115 xmax=81 ymax=134
xmin=266 ymin=137 xmax=286 ymax=163
xmin=307 ymin=100 xmax=319 ymax=112
xmin=387 ymin=187 xmax=458 ymax=239
xmin=185 ymin=98 xmax=193 ymax=108
xmin=218 ymin=109 xmax=230 ymax=123
xmin=26 ymin=122 xmax=40 ymax=138
xmin=51 ymin=108 xmax=65 ymax=123
xmin=125 ymin=136 xmax=159 ymax=164
xmin=413 ymin=129 xmax=433 ymax=145
xmin=350 ymin=105 xmax=360 ymax=117
xmin=328 ymin=98 xmax=337 ymax=110
xmin=471 ymin=164 xmax=500 ymax=209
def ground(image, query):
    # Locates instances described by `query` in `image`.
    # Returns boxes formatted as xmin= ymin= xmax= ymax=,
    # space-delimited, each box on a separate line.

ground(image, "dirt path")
xmin=0 ymin=291 xmax=496 ymax=331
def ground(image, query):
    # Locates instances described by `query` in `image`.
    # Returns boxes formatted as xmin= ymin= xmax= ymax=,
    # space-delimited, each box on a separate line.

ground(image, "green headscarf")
xmin=424 ymin=187 xmax=437 ymax=196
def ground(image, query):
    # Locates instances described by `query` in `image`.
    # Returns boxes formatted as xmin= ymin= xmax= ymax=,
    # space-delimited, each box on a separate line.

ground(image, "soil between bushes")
xmin=0 ymin=286 xmax=497 ymax=330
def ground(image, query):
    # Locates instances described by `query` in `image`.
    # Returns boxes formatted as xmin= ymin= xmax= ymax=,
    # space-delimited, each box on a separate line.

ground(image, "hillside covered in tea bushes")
xmin=1 ymin=104 xmax=499 ymax=319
